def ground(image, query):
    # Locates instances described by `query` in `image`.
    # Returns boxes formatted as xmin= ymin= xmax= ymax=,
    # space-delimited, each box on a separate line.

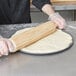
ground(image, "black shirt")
xmin=0 ymin=0 xmax=51 ymax=24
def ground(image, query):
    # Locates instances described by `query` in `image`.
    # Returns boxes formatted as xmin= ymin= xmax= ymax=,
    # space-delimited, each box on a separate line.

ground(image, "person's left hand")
xmin=48 ymin=12 xmax=66 ymax=29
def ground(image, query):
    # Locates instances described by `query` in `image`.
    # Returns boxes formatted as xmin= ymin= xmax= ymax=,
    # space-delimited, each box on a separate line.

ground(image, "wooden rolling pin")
xmin=9 ymin=21 xmax=57 ymax=52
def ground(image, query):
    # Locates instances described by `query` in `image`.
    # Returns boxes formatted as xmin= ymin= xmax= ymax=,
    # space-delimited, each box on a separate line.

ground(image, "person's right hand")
xmin=0 ymin=38 xmax=15 ymax=57
xmin=0 ymin=38 xmax=9 ymax=56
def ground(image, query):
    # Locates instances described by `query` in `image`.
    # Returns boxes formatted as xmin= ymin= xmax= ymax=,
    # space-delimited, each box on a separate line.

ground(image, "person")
xmin=0 ymin=0 xmax=66 ymax=57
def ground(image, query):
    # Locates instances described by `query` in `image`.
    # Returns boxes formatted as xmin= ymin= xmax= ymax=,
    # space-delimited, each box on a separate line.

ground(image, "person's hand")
xmin=48 ymin=12 xmax=66 ymax=29
xmin=0 ymin=37 xmax=15 ymax=57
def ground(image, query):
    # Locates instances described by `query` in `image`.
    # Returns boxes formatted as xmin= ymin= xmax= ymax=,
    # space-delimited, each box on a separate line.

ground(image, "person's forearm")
xmin=42 ymin=4 xmax=55 ymax=16
xmin=41 ymin=4 xmax=66 ymax=29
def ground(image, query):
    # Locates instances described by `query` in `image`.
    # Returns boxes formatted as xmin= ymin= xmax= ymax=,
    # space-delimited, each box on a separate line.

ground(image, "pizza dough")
xmin=12 ymin=27 xmax=73 ymax=54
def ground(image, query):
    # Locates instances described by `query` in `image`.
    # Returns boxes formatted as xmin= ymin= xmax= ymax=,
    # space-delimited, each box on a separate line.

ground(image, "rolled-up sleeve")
xmin=32 ymin=0 xmax=51 ymax=10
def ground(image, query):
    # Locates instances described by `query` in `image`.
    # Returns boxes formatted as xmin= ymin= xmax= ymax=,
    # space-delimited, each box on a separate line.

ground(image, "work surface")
xmin=0 ymin=21 xmax=76 ymax=76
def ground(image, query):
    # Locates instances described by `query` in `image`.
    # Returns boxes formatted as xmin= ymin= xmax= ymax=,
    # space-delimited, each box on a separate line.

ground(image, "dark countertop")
xmin=0 ymin=22 xmax=76 ymax=76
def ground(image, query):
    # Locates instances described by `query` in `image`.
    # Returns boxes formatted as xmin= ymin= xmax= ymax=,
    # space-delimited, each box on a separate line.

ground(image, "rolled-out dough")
xmin=12 ymin=27 xmax=73 ymax=54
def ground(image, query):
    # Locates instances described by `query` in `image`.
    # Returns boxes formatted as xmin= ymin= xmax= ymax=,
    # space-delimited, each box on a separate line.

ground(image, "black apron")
xmin=0 ymin=0 xmax=31 ymax=24
xmin=0 ymin=0 xmax=51 ymax=24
